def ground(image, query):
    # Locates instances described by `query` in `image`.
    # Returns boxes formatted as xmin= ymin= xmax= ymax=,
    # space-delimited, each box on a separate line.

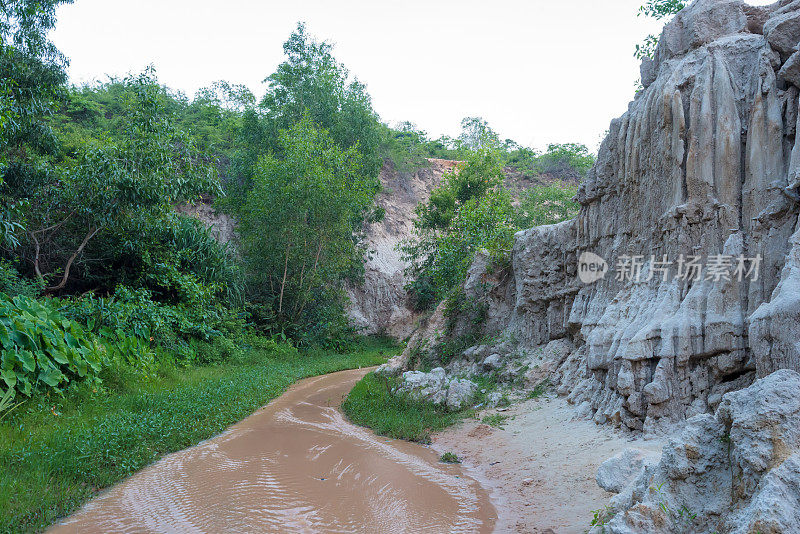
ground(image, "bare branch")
xmin=45 ymin=226 xmax=102 ymax=293
xmin=28 ymin=231 xmax=44 ymax=282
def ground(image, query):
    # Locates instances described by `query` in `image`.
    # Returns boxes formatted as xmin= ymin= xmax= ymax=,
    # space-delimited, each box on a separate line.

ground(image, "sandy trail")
xmin=431 ymin=395 xmax=663 ymax=534
xmin=48 ymin=368 xmax=496 ymax=534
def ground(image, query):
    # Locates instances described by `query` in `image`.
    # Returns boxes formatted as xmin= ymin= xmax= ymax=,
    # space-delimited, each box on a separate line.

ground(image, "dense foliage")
xmin=240 ymin=117 xmax=379 ymax=344
xmin=516 ymin=182 xmax=580 ymax=228
xmin=402 ymin=149 xmax=580 ymax=310
xmin=261 ymin=23 xmax=382 ymax=177
xmin=380 ymin=117 xmax=595 ymax=183
xmin=0 ymin=294 xmax=103 ymax=397
xmin=402 ymin=149 xmax=514 ymax=308
xmin=0 ymin=0 xmax=72 ymax=248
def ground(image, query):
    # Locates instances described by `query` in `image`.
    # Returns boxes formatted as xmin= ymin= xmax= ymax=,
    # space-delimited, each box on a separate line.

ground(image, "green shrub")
xmin=534 ymin=143 xmax=594 ymax=180
xmin=143 ymin=214 xmax=244 ymax=308
xmin=516 ymin=183 xmax=580 ymax=228
xmin=440 ymin=452 xmax=461 ymax=463
xmin=0 ymin=294 xmax=105 ymax=399
xmin=0 ymin=261 xmax=42 ymax=298
xmin=60 ymin=285 xmax=246 ymax=354
xmin=402 ymin=149 xmax=517 ymax=307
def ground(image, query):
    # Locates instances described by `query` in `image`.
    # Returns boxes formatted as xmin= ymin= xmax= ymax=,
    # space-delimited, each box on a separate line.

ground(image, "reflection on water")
xmin=48 ymin=368 xmax=496 ymax=533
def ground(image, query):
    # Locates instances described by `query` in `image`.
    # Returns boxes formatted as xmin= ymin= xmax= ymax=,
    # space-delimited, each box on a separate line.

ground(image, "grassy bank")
xmin=1 ymin=337 xmax=396 ymax=533
xmin=342 ymin=372 xmax=472 ymax=443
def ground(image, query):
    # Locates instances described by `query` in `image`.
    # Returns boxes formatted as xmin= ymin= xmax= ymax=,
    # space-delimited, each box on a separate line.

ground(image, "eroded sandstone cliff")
xmin=391 ymin=0 xmax=800 ymax=434
xmin=346 ymin=159 xmax=539 ymax=339
xmin=345 ymin=159 xmax=457 ymax=339
xmin=383 ymin=1 xmax=800 ymax=529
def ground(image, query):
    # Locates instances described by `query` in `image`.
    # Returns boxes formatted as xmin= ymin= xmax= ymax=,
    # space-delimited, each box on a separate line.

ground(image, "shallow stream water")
xmin=48 ymin=367 xmax=496 ymax=533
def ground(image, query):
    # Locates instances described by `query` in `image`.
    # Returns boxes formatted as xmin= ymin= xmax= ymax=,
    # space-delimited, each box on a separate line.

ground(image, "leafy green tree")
xmin=635 ymin=0 xmax=687 ymax=59
xmin=0 ymin=0 xmax=73 ymax=248
xmin=532 ymin=143 xmax=595 ymax=181
xmin=261 ymin=23 xmax=382 ymax=176
xmin=402 ymin=149 xmax=510 ymax=307
xmin=379 ymin=122 xmax=431 ymax=172
xmin=178 ymin=80 xmax=255 ymax=157
xmin=457 ymin=117 xmax=500 ymax=152
xmin=416 ymin=149 xmax=505 ymax=231
xmin=429 ymin=189 xmax=517 ymax=293
xmin=240 ymin=116 xmax=379 ymax=342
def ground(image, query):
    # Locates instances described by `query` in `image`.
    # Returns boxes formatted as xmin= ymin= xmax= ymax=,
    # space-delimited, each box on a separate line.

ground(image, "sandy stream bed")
xmin=431 ymin=395 xmax=663 ymax=534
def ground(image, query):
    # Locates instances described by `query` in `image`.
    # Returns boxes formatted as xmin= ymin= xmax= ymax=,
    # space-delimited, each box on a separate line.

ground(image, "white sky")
xmin=51 ymin=0 xmax=774 ymax=152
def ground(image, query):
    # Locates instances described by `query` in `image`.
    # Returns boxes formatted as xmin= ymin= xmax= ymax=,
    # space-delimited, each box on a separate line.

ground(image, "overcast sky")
xmin=51 ymin=0 xmax=772 ymax=151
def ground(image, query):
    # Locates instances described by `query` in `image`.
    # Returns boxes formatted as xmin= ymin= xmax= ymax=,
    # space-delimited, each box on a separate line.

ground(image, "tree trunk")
xmin=278 ymin=242 xmax=290 ymax=314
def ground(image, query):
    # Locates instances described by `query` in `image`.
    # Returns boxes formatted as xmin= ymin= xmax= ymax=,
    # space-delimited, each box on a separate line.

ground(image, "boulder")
xmin=764 ymin=9 xmax=800 ymax=59
xmin=596 ymin=448 xmax=658 ymax=494
xmin=397 ymin=368 xmax=478 ymax=412
xmin=399 ymin=368 xmax=448 ymax=404
xmin=780 ymin=50 xmax=800 ymax=87
xmin=727 ymin=452 xmax=800 ymax=534
xmin=446 ymin=379 xmax=478 ymax=410
xmin=486 ymin=391 xmax=512 ymax=408
xmin=744 ymin=3 xmax=773 ymax=35
xmin=482 ymin=353 xmax=503 ymax=371
xmin=640 ymin=57 xmax=657 ymax=89
xmin=655 ymin=0 xmax=748 ymax=61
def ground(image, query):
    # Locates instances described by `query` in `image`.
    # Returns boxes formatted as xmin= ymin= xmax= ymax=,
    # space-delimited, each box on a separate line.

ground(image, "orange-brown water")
xmin=48 ymin=368 xmax=497 ymax=533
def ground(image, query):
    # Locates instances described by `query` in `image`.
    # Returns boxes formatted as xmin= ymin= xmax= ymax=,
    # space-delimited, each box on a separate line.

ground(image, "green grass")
xmin=0 ymin=336 xmax=396 ymax=533
xmin=439 ymin=452 xmax=461 ymax=463
xmin=341 ymin=372 xmax=471 ymax=444
xmin=527 ymin=379 xmax=551 ymax=399
xmin=481 ymin=413 xmax=509 ymax=428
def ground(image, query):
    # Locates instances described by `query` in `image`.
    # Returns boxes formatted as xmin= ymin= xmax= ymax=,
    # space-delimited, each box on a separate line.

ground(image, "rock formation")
xmin=593 ymin=370 xmax=800 ymax=533
xmin=395 ymin=367 xmax=478 ymax=411
xmin=346 ymin=160 xmax=538 ymax=339
xmin=176 ymin=198 xmax=237 ymax=245
xmin=389 ymin=0 xmax=800 ymax=439
xmin=346 ymin=159 xmax=457 ymax=339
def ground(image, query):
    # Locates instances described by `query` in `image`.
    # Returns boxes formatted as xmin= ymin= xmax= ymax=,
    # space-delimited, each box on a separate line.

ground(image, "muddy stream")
xmin=48 ymin=368 xmax=497 ymax=533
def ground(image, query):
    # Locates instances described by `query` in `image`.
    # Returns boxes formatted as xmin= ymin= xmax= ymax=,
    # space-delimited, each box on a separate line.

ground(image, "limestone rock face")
xmin=346 ymin=160 xmax=456 ymax=339
xmin=445 ymin=379 xmax=479 ymax=411
xmin=594 ymin=370 xmax=800 ymax=534
xmin=779 ymin=49 xmax=800 ymax=86
xmin=764 ymin=8 xmax=800 ymax=58
xmin=175 ymin=199 xmax=237 ymax=245
xmin=596 ymin=448 xmax=660 ymax=494
xmin=400 ymin=0 xmax=800 ymax=435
